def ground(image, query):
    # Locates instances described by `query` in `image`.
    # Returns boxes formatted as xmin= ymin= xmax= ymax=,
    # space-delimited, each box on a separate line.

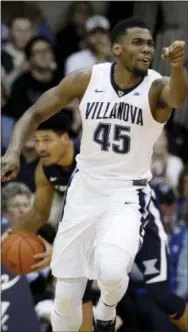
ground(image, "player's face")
xmin=6 ymin=194 xmax=33 ymax=225
xmin=113 ymin=27 xmax=155 ymax=77
xmin=34 ymin=130 xmax=68 ymax=165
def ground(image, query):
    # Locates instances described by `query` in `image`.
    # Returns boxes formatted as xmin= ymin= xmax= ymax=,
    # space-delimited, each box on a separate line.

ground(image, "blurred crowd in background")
xmin=1 ymin=1 xmax=188 ymax=332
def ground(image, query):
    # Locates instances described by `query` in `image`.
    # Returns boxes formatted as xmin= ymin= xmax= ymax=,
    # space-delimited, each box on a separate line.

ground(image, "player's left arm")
xmin=159 ymin=41 xmax=188 ymax=109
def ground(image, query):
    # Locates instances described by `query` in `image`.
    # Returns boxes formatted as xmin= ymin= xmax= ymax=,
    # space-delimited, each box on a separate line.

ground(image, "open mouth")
xmin=140 ymin=58 xmax=150 ymax=65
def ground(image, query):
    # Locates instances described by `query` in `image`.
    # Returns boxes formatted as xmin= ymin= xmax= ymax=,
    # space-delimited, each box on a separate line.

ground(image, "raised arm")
xmin=149 ymin=41 xmax=188 ymax=122
xmin=161 ymin=41 xmax=188 ymax=108
xmin=1 ymin=69 xmax=91 ymax=181
xmin=160 ymin=67 xmax=188 ymax=108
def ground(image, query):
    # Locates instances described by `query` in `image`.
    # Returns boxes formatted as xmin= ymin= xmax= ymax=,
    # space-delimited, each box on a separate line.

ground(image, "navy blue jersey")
xmin=43 ymin=139 xmax=80 ymax=196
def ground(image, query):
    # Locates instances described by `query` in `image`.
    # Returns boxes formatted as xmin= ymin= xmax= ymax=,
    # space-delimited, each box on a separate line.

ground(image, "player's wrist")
xmin=170 ymin=60 xmax=184 ymax=68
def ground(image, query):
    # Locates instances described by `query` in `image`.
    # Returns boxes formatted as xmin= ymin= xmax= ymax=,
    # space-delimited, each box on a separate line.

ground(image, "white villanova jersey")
xmin=77 ymin=63 xmax=165 ymax=189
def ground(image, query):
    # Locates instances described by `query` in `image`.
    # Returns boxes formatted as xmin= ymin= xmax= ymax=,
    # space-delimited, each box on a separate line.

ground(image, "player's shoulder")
xmin=66 ymin=67 xmax=92 ymax=87
xmin=93 ymin=62 xmax=112 ymax=70
xmin=147 ymin=69 xmax=166 ymax=94
xmin=147 ymin=69 xmax=162 ymax=81
xmin=62 ymin=67 xmax=92 ymax=89
xmin=90 ymin=62 xmax=112 ymax=79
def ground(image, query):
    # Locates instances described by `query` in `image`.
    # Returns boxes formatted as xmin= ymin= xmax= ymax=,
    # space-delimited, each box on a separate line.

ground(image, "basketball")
xmin=1 ymin=229 xmax=45 ymax=275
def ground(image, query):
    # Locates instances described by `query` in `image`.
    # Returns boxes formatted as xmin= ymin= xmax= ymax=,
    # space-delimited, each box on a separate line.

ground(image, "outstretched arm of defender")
xmin=1 ymin=69 xmax=91 ymax=181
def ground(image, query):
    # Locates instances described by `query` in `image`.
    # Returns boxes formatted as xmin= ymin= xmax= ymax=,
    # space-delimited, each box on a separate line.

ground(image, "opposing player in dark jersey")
xmin=3 ymin=112 xmax=93 ymax=332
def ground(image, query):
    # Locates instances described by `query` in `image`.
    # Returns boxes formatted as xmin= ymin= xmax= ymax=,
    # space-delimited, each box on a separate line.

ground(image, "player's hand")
xmin=1 ymin=151 xmax=20 ymax=182
xmin=31 ymin=236 xmax=52 ymax=272
xmin=161 ymin=41 xmax=185 ymax=67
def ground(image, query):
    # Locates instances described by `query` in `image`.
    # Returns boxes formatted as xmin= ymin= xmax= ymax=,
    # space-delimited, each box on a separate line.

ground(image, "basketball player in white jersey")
xmin=1 ymin=17 xmax=187 ymax=332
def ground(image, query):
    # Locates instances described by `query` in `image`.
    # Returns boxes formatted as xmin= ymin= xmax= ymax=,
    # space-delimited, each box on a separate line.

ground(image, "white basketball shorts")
xmin=51 ymin=170 xmax=151 ymax=280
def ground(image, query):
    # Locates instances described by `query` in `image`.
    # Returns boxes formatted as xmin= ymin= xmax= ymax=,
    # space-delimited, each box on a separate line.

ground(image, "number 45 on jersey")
xmin=93 ymin=122 xmax=131 ymax=154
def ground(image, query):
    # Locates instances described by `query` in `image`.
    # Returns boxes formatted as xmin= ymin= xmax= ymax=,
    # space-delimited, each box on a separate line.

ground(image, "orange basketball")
xmin=1 ymin=229 xmax=45 ymax=275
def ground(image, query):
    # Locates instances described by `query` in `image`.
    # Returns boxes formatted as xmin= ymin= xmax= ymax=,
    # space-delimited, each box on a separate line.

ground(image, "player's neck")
xmin=114 ymin=62 xmax=142 ymax=89
xmin=58 ymin=141 xmax=74 ymax=168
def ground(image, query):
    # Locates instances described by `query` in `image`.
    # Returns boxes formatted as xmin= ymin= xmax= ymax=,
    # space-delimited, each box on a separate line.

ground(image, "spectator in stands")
xmin=170 ymin=225 xmax=188 ymax=301
xmin=1 ymin=82 xmax=15 ymax=152
xmin=6 ymin=36 xmax=59 ymax=120
xmin=151 ymin=129 xmax=184 ymax=188
xmin=169 ymin=216 xmax=188 ymax=300
xmin=63 ymin=15 xmax=112 ymax=137
xmin=167 ymin=123 xmax=188 ymax=165
xmin=155 ymin=183 xmax=177 ymax=234
xmin=2 ymin=16 xmax=35 ymax=95
xmin=65 ymin=15 xmax=112 ymax=75
xmin=55 ymin=1 xmax=94 ymax=79
xmin=2 ymin=182 xmax=33 ymax=228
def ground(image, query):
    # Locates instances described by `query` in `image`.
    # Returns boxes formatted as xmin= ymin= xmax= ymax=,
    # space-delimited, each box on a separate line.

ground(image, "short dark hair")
xmin=110 ymin=17 xmax=149 ymax=44
xmin=37 ymin=111 xmax=72 ymax=134
xmin=25 ymin=36 xmax=52 ymax=60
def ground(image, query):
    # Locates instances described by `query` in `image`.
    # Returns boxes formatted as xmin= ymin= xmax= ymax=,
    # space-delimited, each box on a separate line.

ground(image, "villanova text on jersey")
xmin=85 ymin=101 xmax=144 ymax=126
xmin=77 ymin=63 xmax=166 ymax=189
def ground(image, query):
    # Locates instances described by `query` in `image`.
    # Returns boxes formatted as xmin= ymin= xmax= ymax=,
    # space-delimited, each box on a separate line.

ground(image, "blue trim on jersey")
xmin=110 ymin=62 xmax=146 ymax=98
xmin=59 ymin=168 xmax=79 ymax=223
xmin=137 ymin=188 xmax=151 ymax=242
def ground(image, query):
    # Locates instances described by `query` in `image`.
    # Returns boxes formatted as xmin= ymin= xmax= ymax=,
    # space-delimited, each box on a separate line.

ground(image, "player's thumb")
xmin=162 ymin=47 xmax=169 ymax=59
xmin=37 ymin=235 xmax=48 ymax=248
